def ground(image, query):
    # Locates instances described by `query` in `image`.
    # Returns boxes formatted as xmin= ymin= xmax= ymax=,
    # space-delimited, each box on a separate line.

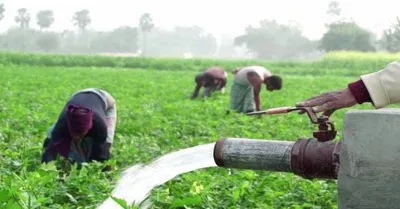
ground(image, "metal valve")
xmin=247 ymin=106 xmax=337 ymax=142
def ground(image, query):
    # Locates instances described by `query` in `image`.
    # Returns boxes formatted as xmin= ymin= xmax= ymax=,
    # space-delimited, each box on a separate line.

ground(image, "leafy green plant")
xmin=1 ymin=53 xmax=398 ymax=208
xmin=0 ymin=51 xmax=397 ymax=73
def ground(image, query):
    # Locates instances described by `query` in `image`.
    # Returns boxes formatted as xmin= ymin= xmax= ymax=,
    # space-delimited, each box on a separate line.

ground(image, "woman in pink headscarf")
xmin=41 ymin=88 xmax=117 ymax=169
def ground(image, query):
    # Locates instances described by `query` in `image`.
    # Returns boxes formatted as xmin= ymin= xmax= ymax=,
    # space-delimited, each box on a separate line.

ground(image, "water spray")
xmin=99 ymin=107 xmax=400 ymax=209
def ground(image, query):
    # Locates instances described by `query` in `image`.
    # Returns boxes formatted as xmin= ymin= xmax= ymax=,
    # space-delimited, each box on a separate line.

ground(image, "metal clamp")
xmin=247 ymin=107 xmax=337 ymax=142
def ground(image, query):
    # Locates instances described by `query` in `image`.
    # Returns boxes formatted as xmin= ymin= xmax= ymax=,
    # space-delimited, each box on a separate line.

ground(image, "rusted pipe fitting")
xmin=291 ymin=138 xmax=340 ymax=179
xmin=213 ymin=138 xmax=340 ymax=180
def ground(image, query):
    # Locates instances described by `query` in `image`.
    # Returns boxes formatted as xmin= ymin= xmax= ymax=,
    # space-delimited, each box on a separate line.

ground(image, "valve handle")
xmin=248 ymin=107 xmax=319 ymax=123
xmin=248 ymin=106 xmax=337 ymax=142
xmin=247 ymin=107 xmax=298 ymax=115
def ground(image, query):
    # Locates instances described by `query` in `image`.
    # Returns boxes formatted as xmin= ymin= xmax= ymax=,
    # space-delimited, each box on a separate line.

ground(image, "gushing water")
xmin=97 ymin=142 xmax=217 ymax=209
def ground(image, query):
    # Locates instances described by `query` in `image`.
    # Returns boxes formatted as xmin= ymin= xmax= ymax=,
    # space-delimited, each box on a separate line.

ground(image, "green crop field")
xmin=0 ymin=51 xmax=399 ymax=209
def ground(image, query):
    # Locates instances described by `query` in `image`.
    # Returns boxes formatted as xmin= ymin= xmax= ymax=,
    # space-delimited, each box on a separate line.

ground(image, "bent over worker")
xmin=296 ymin=61 xmax=400 ymax=116
xmin=230 ymin=65 xmax=282 ymax=113
xmin=191 ymin=67 xmax=228 ymax=99
xmin=41 ymin=88 xmax=117 ymax=166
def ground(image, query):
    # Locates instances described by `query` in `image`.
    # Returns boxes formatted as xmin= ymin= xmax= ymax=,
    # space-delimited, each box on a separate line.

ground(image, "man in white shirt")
xmin=230 ymin=66 xmax=282 ymax=113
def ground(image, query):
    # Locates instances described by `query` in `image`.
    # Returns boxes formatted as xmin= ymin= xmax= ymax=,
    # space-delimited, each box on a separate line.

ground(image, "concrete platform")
xmin=338 ymin=108 xmax=400 ymax=209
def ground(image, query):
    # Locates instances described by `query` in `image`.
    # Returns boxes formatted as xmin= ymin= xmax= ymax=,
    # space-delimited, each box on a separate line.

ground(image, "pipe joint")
xmin=291 ymin=138 xmax=340 ymax=179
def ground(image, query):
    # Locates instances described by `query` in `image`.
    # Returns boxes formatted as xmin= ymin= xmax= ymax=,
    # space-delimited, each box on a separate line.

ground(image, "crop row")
xmin=0 ymin=51 xmax=398 ymax=73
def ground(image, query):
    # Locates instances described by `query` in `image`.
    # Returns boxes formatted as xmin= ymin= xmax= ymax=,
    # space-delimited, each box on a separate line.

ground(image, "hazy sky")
xmin=0 ymin=0 xmax=399 ymax=40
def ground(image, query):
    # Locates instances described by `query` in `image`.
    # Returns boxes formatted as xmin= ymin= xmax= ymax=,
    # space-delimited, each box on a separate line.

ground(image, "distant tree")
xmin=320 ymin=1 xmax=375 ymax=52
xmin=216 ymin=35 xmax=237 ymax=58
xmin=93 ymin=26 xmax=139 ymax=53
xmin=379 ymin=17 xmax=400 ymax=53
xmin=137 ymin=26 xmax=217 ymax=57
xmin=326 ymin=1 xmax=343 ymax=25
xmin=72 ymin=9 xmax=91 ymax=32
xmin=36 ymin=32 xmax=61 ymax=52
xmin=143 ymin=27 xmax=179 ymax=56
xmin=36 ymin=10 xmax=54 ymax=29
xmin=234 ymin=20 xmax=316 ymax=59
xmin=320 ymin=21 xmax=375 ymax=52
xmin=139 ymin=13 xmax=154 ymax=55
xmin=0 ymin=4 xmax=5 ymax=21
xmin=15 ymin=8 xmax=30 ymax=29
xmin=173 ymin=26 xmax=217 ymax=56
xmin=327 ymin=1 xmax=341 ymax=17
xmin=0 ymin=28 xmax=38 ymax=51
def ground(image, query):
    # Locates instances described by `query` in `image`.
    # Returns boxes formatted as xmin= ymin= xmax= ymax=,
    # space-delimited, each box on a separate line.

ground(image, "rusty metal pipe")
xmin=213 ymin=138 xmax=340 ymax=179
xmin=213 ymin=138 xmax=294 ymax=172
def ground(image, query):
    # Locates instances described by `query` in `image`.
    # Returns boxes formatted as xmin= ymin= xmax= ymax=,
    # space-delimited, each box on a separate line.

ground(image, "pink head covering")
xmin=50 ymin=105 xmax=94 ymax=158
xmin=66 ymin=104 xmax=93 ymax=134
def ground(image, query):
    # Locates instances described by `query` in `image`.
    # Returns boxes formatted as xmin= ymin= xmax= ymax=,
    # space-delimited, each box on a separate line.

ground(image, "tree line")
xmin=0 ymin=1 xmax=399 ymax=60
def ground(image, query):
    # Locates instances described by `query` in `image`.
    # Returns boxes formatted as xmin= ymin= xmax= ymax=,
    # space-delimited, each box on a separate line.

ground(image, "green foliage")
xmin=36 ymin=32 xmax=61 ymax=52
xmin=91 ymin=26 xmax=140 ymax=53
xmin=173 ymin=26 xmax=218 ymax=56
xmin=142 ymin=27 xmax=218 ymax=57
xmin=380 ymin=17 xmax=400 ymax=53
xmin=36 ymin=10 xmax=55 ymax=29
xmin=321 ymin=1 xmax=376 ymax=53
xmin=0 ymin=52 xmax=399 ymax=208
xmin=234 ymin=20 xmax=317 ymax=59
xmin=0 ymin=28 xmax=41 ymax=51
xmin=0 ymin=21 xmax=219 ymax=57
xmin=0 ymin=27 xmax=140 ymax=54
xmin=320 ymin=21 xmax=376 ymax=52
xmin=0 ymin=51 xmax=396 ymax=75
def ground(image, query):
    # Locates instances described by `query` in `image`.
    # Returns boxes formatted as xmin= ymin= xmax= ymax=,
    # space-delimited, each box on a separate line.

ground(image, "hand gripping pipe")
xmin=213 ymin=138 xmax=340 ymax=179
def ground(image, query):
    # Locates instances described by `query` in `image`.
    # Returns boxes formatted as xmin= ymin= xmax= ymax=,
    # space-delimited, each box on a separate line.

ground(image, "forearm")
xmin=102 ymin=91 xmax=117 ymax=144
xmin=251 ymin=82 xmax=262 ymax=111
xmin=218 ymin=79 xmax=226 ymax=90
xmin=255 ymin=96 xmax=261 ymax=111
xmin=191 ymin=84 xmax=202 ymax=98
xmin=41 ymin=146 xmax=57 ymax=163
xmin=106 ymin=117 xmax=116 ymax=144
xmin=220 ymin=83 xmax=226 ymax=94
xmin=105 ymin=103 xmax=117 ymax=144
xmin=90 ymin=142 xmax=112 ymax=162
xmin=253 ymin=90 xmax=261 ymax=111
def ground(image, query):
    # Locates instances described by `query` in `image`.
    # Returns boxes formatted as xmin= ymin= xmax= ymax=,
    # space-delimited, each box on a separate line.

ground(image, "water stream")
xmin=97 ymin=142 xmax=217 ymax=209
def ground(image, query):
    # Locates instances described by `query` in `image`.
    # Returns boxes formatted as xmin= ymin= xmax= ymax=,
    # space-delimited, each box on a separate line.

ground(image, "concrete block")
xmin=338 ymin=108 xmax=400 ymax=209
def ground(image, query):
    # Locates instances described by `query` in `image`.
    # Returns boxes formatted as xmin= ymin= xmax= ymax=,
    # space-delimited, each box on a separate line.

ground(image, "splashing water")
xmin=97 ymin=142 xmax=217 ymax=209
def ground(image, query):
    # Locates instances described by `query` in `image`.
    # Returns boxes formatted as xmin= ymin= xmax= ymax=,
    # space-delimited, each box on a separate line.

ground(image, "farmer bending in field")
xmin=41 ymin=88 xmax=117 ymax=171
xmin=296 ymin=61 xmax=400 ymax=116
xmin=191 ymin=67 xmax=228 ymax=99
xmin=230 ymin=65 xmax=282 ymax=113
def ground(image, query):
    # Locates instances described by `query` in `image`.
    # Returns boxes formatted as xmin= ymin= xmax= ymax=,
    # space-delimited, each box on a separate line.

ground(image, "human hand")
xmin=295 ymin=88 xmax=358 ymax=117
